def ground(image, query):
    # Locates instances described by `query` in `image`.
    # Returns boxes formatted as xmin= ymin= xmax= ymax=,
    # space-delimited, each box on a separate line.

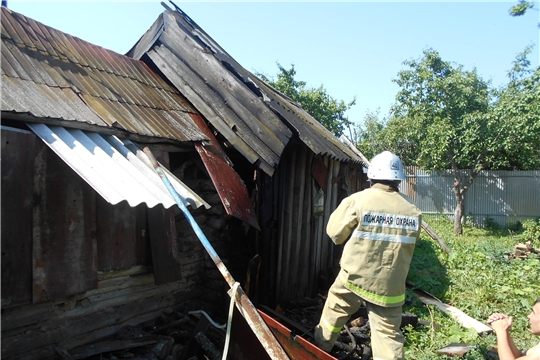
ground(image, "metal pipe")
xmin=142 ymin=147 xmax=289 ymax=360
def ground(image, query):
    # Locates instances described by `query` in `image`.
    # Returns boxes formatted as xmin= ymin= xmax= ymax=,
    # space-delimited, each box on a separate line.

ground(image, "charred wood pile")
xmin=52 ymin=296 xmax=421 ymax=360
xmin=53 ymin=309 xmax=227 ymax=360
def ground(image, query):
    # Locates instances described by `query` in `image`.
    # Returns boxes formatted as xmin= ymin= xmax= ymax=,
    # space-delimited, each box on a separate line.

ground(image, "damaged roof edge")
xmin=2 ymin=112 xmax=205 ymax=149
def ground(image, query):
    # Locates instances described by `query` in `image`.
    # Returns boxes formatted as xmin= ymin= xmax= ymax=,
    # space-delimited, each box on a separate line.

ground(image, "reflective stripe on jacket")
xmin=326 ymin=183 xmax=422 ymax=307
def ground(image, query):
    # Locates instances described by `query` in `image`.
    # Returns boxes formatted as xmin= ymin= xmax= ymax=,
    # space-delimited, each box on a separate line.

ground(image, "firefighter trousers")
xmin=314 ymin=270 xmax=405 ymax=360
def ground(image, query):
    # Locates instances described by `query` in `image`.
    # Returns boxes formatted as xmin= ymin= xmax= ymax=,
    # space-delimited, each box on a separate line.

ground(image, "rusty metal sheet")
xmin=0 ymin=7 xmax=208 ymax=144
xmin=190 ymin=113 xmax=260 ymax=230
xmin=311 ymin=154 xmax=328 ymax=191
xmin=259 ymin=310 xmax=337 ymax=360
xmin=230 ymin=307 xmax=337 ymax=360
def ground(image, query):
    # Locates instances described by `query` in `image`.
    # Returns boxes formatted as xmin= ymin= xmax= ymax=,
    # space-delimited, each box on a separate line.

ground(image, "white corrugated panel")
xmin=27 ymin=123 xmax=210 ymax=210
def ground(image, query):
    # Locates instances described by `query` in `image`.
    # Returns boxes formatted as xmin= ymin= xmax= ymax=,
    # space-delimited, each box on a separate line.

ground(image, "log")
xmin=194 ymin=332 xmax=221 ymax=360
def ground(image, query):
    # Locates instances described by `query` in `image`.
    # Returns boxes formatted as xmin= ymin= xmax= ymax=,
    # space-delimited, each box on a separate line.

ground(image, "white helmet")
xmin=367 ymin=151 xmax=405 ymax=180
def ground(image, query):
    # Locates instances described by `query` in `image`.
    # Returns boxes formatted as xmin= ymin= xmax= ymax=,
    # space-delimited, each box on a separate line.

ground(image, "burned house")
xmin=127 ymin=3 xmax=365 ymax=307
xmin=0 ymin=6 xmax=253 ymax=359
xmin=1 ymin=4 xmax=364 ymax=359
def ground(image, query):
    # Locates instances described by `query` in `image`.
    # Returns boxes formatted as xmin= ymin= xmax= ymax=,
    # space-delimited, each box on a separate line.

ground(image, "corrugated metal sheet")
xmin=1 ymin=7 xmax=208 ymax=144
xmin=25 ymin=123 xmax=210 ymax=210
xmin=127 ymin=6 xmax=362 ymax=176
xmin=401 ymin=167 xmax=540 ymax=227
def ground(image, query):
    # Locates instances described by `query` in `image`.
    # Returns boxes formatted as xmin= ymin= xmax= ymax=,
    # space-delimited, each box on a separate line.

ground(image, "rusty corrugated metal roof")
xmin=127 ymin=5 xmax=363 ymax=176
xmin=1 ymin=6 xmax=208 ymax=145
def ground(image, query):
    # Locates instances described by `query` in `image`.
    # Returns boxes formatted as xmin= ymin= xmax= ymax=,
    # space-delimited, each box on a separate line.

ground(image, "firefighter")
xmin=314 ymin=151 xmax=422 ymax=360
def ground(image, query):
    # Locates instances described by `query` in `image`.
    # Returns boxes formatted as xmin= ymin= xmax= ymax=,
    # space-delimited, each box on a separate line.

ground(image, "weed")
xmin=403 ymin=215 xmax=540 ymax=359
xmin=521 ymin=218 xmax=540 ymax=246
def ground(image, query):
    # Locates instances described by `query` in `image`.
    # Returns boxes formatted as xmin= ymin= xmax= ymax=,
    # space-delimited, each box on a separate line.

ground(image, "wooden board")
xmin=414 ymin=290 xmax=492 ymax=334
xmin=1 ymin=129 xmax=36 ymax=307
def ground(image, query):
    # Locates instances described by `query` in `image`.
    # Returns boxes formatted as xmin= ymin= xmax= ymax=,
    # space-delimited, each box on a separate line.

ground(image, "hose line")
xmin=187 ymin=281 xmax=240 ymax=360
xmin=222 ymin=281 xmax=240 ymax=360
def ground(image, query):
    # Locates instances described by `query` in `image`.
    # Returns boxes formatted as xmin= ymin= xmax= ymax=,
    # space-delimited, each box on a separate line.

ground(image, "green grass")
xmin=403 ymin=215 xmax=540 ymax=359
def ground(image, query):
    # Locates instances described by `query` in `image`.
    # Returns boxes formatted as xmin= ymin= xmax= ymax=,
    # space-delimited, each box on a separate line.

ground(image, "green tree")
xmin=509 ymin=0 xmax=535 ymax=16
xmin=353 ymin=108 xmax=386 ymax=161
xmin=384 ymin=49 xmax=492 ymax=234
xmin=257 ymin=64 xmax=356 ymax=137
xmin=487 ymin=46 xmax=540 ymax=170
xmin=383 ymin=48 xmax=540 ymax=234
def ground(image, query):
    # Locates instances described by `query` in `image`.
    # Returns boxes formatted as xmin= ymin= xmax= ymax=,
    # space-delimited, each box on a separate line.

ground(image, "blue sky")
xmin=8 ymin=1 xmax=539 ymax=128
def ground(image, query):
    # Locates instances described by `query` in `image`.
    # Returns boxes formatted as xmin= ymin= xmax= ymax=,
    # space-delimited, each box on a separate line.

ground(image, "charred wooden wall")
xmin=1 ymin=128 xmax=235 ymax=360
xmin=256 ymin=141 xmax=364 ymax=307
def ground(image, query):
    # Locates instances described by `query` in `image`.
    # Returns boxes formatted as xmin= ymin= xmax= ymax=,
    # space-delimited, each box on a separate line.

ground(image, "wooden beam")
xmin=414 ymin=290 xmax=492 ymax=334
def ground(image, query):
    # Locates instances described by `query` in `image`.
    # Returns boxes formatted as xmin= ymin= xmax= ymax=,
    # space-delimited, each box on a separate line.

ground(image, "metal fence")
xmin=400 ymin=167 xmax=540 ymax=227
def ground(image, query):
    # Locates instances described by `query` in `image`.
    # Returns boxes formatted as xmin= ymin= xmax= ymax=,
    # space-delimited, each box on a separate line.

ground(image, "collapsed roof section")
xmin=1 ymin=7 xmax=259 ymax=227
xmin=127 ymin=3 xmax=362 ymax=176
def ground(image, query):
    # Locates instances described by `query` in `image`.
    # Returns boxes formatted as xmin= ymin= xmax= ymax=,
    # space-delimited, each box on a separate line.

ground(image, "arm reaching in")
xmin=487 ymin=313 xmax=540 ymax=360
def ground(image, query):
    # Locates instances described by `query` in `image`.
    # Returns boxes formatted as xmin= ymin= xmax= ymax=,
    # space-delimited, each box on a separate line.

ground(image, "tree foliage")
xmin=257 ymin=64 xmax=356 ymax=137
xmin=353 ymin=108 xmax=387 ymax=161
xmin=489 ymin=46 xmax=540 ymax=170
xmin=376 ymin=48 xmax=540 ymax=234
xmin=387 ymin=48 xmax=491 ymax=172
xmin=509 ymin=0 xmax=535 ymax=16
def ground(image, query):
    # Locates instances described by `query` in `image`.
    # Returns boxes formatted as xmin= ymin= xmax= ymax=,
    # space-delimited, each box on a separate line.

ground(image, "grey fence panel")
xmin=401 ymin=167 xmax=540 ymax=227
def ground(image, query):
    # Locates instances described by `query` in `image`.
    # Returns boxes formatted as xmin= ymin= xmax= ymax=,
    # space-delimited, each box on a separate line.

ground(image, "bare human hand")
xmin=488 ymin=313 xmax=513 ymax=333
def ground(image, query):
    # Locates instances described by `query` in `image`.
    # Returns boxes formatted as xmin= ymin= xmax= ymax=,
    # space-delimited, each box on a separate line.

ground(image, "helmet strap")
xmin=370 ymin=179 xmax=400 ymax=191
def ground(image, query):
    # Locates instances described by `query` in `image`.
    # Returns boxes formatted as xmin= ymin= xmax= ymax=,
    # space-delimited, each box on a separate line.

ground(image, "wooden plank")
xmin=258 ymin=170 xmax=277 ymax=306
xmin=96 ymin=198 xmax=148 ymax=272
xmin=147 ymin=205 xmax=182 ymax=285
xmin=190 ymin=113 xmax=260 ymax=230
xmin=98 ymin=265 xmax=151 ymax=280
xmin=1 ymin=285 xmax=201 ymax=358
xmin=1 ymin=274 xmax=197 ymax=334
xmin=414 ymin=290 xmax=492 ymax=334
xmin=302 ymin=151 xmax=314 ymax=295
xmin=281 ymin=149 xmax=296 ymax=302
xmin=1 ymin=129 xmax=36 ymax=308
xmin=422 ymin=220 xmax=452 ymax=253
xmin=69 ymin=336 xmax=161 ymax=359
xmin=290 ymin=145 xmax=307 ymax=300
xmin=32 ymin=141 xmax=97 ymax=303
